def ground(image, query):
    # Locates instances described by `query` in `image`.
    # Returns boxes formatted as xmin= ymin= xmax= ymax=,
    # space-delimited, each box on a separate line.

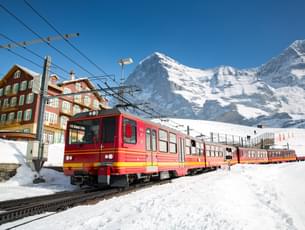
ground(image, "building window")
xmin=47 ymin=133 xmax=54 ymax=144
xmin=64 ymin=88 xmax=71 ymax=94
xmin=24 ymin=109 xmax=32 ymax=121
xmin=5 ymin=85 xmax=11 ymax=95
xmin=12 ymin=83 xmax=19 ymax=94
xmin=123 ymin=118 xmax=137 ymax=144
xmin=17 ymin=111 xmax=23 ymax=122
xmin=3 ymin=98 xmax=9 ymax=108
xmin=8 ymin=112 xmax=15 ymax=121
xmin=93 ymin=99 xmax=99 ymax=109
xmin=73 ymin=105 xmax=81 ymax=115
xmin=84 ymin=96 xmax=91 ymax=106
xmin=26 ymin=93 xmax=34 ymax=104
xmin=159 ymin=129 xmax=168 ymax=152
xmin=48 ymin=98 xmax=59 ymax=108
xmin=19 ymin=95 xmax=25 ymax=106
xmin=10 ymin=97 xmax=17 ymax=107
xmin=28 ymin=80 xmax=33 ymax=89
xmin=169 ymin=133 xmax=177 ymax=153
xmin=62 ymin=101 xmax=71 ymax=113
xmin=83 ymin=108 xmax=89 ymax=112
xmin=60 ymin=116 xmax=69 ymax=129
xmin=0 ymin=88 xmax=3 ymax=96
xmin=14 ymin=70 xmax=21 ymax=79
xmin=23 ymin=128 xmax=30 ymax=133
xmin=44 ymin=112 xmax=58 ymax=124
xmin=74 ymin=94 xmax=82 ymax=103
xmin=75 ymin=82 xmax=81 ymax=91
xmin=20 ymin=81 xmax=27 ymax=91
xmin=1 ymin=114 xmax=6 ymax=122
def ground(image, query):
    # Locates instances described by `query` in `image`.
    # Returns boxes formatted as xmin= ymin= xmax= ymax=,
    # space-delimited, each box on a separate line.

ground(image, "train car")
xmin=267 ymin=149 xmax=297 ymax=163
xmin=297 ymin=156 xmax=305 ymax=161
xmin=205 ymin=143 xmax=238 ymax=168
xmin=63 ymin=108 xmax=207 ymax=187
xmin=237 ymin=147 xmax=269 ymax=164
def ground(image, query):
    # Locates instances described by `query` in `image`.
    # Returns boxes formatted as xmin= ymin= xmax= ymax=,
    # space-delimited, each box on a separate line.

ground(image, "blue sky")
xmin=1 ymin=0 xmax=305 ymax=84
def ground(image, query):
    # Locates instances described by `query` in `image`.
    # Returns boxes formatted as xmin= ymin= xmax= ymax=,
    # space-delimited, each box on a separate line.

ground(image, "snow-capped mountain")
xmin=125 ymin=40 xmax=305 ymax=128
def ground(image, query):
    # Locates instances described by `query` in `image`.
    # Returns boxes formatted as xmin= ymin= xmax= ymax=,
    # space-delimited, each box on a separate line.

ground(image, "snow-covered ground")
xmin=1 ymin=119 xmax=305 ymax=229
xmin=0 ymin=139 xmax=76 ymax=202
xmin=2 ymin=163 xmax=305 ymax=230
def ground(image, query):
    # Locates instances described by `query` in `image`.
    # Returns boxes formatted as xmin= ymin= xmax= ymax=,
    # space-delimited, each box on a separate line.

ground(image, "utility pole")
xmin=0 ymin=33 xmax=77 ymax=183
xmin=31 ymin=56 xmax=51 ymax=183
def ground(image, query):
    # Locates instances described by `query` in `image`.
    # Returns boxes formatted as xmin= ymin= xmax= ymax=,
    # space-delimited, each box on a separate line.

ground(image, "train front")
xmin=63 ymin=111 xmax=118 ymax=187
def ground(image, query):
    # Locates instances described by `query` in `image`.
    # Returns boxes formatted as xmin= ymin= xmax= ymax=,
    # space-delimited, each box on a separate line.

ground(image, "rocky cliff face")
xmin=125 ymin=40 xmax=305 ymax=128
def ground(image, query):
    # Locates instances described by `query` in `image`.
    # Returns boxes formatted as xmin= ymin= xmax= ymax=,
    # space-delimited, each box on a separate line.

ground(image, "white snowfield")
xmin=2 ymin=163 xmax=305 ymax=230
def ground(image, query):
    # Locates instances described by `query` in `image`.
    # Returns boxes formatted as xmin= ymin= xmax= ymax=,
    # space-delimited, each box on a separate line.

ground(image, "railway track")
xmin=0 ymin=180 xmax=172 ymax=226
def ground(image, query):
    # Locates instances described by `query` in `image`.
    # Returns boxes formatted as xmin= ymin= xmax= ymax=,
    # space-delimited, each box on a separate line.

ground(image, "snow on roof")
xmin=60 ymin=77 xmax=90 ymax=84
xmin=16 ymin=64 xmax=40 ymax=77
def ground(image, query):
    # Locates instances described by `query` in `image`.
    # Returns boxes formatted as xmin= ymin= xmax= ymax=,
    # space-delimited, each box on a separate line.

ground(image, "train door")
xmin=146 ymin=128 xmax=157 ymax=172
xmin=178 ymin=138 xmax=185 ymax=165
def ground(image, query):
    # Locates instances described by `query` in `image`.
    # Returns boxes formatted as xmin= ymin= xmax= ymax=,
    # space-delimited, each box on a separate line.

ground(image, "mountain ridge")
xmin=126 ymin=40 xmax=305 ymax=128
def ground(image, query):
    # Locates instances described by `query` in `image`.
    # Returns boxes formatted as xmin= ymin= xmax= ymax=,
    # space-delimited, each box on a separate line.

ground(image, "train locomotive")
xmin=63 ymin=108 xmax=297 ymax=187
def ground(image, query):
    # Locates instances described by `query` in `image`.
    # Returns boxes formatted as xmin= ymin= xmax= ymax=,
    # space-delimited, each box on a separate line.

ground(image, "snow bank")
xmin=0 ymin=164 xmax=76 ymax=201
xmin=0 ymin=139 xmax=75 ymax=201
xmin=0 ymin=138 xmax=64 ymax=166
xmin=0 ymin=139 xmax=27 ymax=164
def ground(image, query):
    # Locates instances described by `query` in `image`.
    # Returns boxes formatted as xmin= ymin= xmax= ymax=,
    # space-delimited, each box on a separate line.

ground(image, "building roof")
xmin=16 ymin=64 xmax=40 ymax=77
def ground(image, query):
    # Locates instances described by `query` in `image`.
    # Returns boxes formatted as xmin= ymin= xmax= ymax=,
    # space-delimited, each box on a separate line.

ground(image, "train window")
xmin=159 ymin=129 xmax=168 ymax=152
xmin=123 ymin=118 xmax=137 ymax=144
xmin=102 ymin=117 xmax=116 ymax=143
xmin=152 ymin=130 xmax=157 ymax=151
xmin=68 ymin=119 xmax=99 ymax=144
xmin=185 ymin=139 xmax=191 ymax=155
xmin=190 ymin=140 xmax=196 ymax=155
xmin=146 ymin=129 xmax=152 ymax=151
xmin=169 ymin=133 xmax=177 ymax=153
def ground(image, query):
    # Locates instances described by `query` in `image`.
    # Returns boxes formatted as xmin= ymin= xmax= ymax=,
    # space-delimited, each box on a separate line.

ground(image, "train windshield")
xmin=68 ymin=119 xmax=100 ymax=145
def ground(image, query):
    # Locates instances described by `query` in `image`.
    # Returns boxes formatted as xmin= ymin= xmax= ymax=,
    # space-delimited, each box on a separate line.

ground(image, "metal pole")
xmin=36 ymin=56 xmax=51 ymax=142
xmin=33 ymin=56 xmax=51 ymax=182
xmin=117 ymin=63 xmax=125 ymax=105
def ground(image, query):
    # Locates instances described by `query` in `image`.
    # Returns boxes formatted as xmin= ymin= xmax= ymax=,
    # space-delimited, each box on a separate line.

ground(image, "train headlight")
xmin=104 ymin=154 xmax=114 ymax=160
xmin=65 ymin=155 xmax=73 ymax=161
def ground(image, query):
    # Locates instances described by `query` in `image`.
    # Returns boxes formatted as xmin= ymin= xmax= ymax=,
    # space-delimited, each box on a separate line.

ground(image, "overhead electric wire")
xmin=23 ymin=0 xmax=119 ymax=85
xmin=0 ymin=33 xmax=70 ymax=80
xmin=1 ymin=1 xmax=194 ymax=133
xmin=4 ymin=48 xmax=62 ymax=77
xmin=0 ymin=3 xmax=96 ymax=78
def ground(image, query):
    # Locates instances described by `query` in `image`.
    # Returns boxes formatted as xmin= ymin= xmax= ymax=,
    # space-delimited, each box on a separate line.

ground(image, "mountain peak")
xmin=290 ymin=39 xmax=305 ymax=50
xmin=140 ymin=52 xmax=179 ymax=66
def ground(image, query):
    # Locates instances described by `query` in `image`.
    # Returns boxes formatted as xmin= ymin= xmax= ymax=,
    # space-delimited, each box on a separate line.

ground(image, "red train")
xmin=63 ymin=108 xmax=297 ymax=187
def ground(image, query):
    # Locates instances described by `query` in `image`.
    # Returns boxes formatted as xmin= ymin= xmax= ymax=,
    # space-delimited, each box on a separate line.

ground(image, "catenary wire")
xmin=23 ymin=0 xmax=119 ymax=85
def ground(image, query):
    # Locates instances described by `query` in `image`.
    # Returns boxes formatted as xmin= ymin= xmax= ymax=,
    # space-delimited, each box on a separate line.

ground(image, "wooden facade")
xmin=0 ymin=65 xmax=108 ymax=143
